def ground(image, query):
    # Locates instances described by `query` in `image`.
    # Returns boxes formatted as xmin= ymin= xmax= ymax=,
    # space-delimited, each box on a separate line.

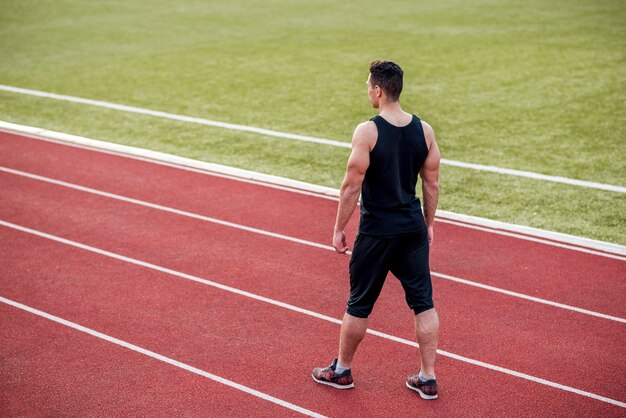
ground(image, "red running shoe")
xmin=406 ymin=373 xmax=438 ymax=399
xmin=311 ymin=359 xmax=354 ymax=389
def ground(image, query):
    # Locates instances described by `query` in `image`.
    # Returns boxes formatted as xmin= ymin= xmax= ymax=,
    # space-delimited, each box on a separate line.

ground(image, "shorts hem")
xmin=412 ymin=305 xmax=435 ymax=315
xmin=346 ymin=307 xmax=370 ymax=319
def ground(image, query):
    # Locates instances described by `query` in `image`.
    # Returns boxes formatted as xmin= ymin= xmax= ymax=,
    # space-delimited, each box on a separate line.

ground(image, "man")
xmin=311 ymin=60 xmax=441 ymax=400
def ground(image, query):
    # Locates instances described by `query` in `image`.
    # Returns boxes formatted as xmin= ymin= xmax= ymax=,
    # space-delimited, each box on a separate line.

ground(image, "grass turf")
xmin=1 ymin=0 xmax=624 ymax=244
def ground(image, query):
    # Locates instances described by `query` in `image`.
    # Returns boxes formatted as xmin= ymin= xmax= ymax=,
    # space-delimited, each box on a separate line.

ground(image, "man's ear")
xmin=375 ymin=85 xmax=382 ymax=97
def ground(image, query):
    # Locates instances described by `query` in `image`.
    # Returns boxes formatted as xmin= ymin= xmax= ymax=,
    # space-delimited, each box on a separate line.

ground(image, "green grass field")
xmin=1 ymin=0 xmax=625 ymax=244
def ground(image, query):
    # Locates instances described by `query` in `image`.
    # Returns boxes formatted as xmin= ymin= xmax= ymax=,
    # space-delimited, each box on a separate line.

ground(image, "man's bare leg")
xmin=414 ymin=308 xmax=439 ymax=377
xmin=338 ymin=312 xmax=368 ymax=368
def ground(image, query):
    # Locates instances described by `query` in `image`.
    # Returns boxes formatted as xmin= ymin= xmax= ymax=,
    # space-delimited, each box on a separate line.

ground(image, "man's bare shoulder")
xmin=355 ymin=120 xmax=377 ymax=137
xmin=420 ymin=120 xmax=436 ymax=148
xmin=353 ymin=120 xmax=378 ymax=149
xmin=421 ymin=120 xmax=434 ymax=136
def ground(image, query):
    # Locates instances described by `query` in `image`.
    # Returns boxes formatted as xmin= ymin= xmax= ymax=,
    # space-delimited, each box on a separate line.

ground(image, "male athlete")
xmin=312 ymin=60 xmax=441 ymax=399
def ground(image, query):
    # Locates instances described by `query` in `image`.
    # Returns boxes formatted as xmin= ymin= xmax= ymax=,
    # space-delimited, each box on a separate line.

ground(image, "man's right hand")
xmin=428 ymin=225 xmax=434 ymax=247
xmin=333 ymin=230 xmax=349 ymax=253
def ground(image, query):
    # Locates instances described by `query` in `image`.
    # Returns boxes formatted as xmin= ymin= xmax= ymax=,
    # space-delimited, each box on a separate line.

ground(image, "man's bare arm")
xmin=420 ymin=122 xmax=440 ymax=246
xmin=333 ymin=122 xmax=375 ymax=253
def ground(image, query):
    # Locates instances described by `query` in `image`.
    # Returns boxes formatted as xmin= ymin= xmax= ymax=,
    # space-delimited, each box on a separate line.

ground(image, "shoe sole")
xmin=406 ymin=381 xmax=438 ymax=399
xmin=311 ymin=374 xmax=355 ymax=389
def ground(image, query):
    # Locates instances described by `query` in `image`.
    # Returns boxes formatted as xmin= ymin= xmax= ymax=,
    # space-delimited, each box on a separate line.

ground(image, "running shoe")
xmin=406 ymin=373 xmax=438 ymax=399
xmin=311 ymin=359 xmax=354 ymax=389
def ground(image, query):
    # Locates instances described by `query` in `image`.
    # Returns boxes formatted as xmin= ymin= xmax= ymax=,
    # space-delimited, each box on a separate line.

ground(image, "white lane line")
xmin=1 ymin=126 xmax=341 ymax=201
xmin=0 ymin=85 xmax=351 ymax=148
xmin=430 ymin=272 xmax=626 ymax=323
xmin=440 ymin=159 xmax=626 ymax=194
xmin=1 ymin=85 xmax=624 ymax=194
xmin=2 ymin=165 xmax=625 ymax=323
xmin=435 ymin=210 xmax=626 ymax=256
xmin=435 ymin=218 xmax=626 ymax=261
xmin=0 ymin=166 xmax=332 ymax=251
xmin=3 ymin=121 xmax=625 ymax=256
xmin=0 ymin=296 xmax=326 ymax=418
xmin=1 ymin=220 xmax=624 ymax=409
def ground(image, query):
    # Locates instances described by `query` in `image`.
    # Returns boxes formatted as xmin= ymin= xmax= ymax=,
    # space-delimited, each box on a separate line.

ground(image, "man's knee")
xmin=415 ymin=307 xmax=439 ymax=336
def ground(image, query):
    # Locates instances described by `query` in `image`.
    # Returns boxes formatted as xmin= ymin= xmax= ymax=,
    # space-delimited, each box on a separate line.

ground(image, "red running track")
xmin=1 ymin=132 xmax=623 ymax=317
xmin=1 ymin=131 xmax=625 ymax=417
xmin=0 ymin=304 xmax=303 ymax=417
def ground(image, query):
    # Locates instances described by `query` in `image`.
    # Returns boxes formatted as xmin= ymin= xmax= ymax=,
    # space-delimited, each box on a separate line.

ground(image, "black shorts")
xmin=347 ymin=232 xmax=433 ymax=318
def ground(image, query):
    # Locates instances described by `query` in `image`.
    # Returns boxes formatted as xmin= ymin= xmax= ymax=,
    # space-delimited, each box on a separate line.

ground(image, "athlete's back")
xmin=359 ymin=114 xmax=429 ymax=236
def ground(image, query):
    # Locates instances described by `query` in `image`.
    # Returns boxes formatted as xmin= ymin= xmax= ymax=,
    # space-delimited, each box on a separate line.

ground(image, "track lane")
xmin=1 ymin=175 xmax=625 ymax=403
xmin=0 ymin=305 xmax=309 ymax=417
xmin=1 ymin=131 xmax=624 ymax=318
xmin=1 ymin=227 xmax=623 ymax=417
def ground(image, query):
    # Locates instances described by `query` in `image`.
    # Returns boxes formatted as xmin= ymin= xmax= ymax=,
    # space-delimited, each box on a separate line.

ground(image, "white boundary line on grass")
xmin=1 ymin=119 xmax=625 ymax=257
xmin=1 ymin=165 xmax=625 ymax=322
xmin=0 ymin=220 xmax=624 ymax=409
xmin=1 ymin=85 xmax=625 ymax=194
xmin=0 ymin=296 xmax=326 ymax=418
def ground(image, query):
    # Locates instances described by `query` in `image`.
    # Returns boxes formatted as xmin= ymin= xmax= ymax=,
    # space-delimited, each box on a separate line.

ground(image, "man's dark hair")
xmin=369 ymin=60 xmax=403 ymax=102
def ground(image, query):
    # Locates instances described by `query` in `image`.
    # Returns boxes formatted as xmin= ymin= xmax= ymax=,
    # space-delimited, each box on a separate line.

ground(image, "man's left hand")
xmin=428 ymin=225 xmax=434 ymax=247
xmin=333 ymin=230 xmax=349 ymax=253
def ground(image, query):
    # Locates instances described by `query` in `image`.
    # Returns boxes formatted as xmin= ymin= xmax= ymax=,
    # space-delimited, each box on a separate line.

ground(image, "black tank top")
xmin=359 ymin=114 xmax=429 ymax=236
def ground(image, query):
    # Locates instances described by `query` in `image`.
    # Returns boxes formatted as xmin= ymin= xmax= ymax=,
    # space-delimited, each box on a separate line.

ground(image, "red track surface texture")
xmin=1 ymin=131 xmax=625 ymax=417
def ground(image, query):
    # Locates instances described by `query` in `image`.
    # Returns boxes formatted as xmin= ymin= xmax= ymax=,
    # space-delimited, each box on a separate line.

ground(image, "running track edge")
xmin=0 ymin=120 xmax=624 ymax=256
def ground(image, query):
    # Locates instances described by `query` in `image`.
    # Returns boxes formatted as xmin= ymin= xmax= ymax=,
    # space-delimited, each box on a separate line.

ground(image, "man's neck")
xmin=378 ymin=100 xmax=403 ymax=116
xmin=378 ymin=100 xmax=412 ymax=127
